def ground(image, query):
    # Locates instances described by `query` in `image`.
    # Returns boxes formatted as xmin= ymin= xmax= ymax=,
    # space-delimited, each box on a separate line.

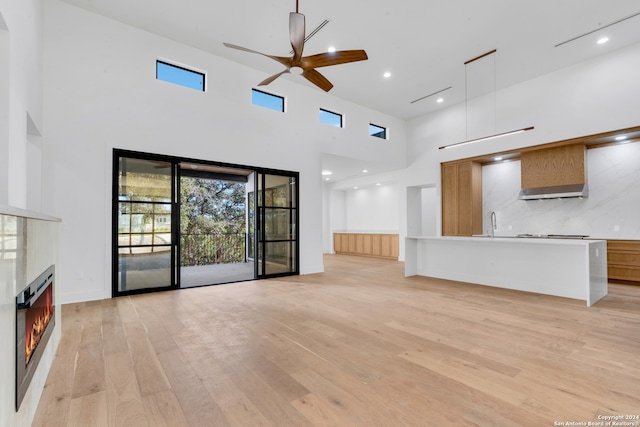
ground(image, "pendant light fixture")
xmin=439 ymin=49 xmax=534 ymax=150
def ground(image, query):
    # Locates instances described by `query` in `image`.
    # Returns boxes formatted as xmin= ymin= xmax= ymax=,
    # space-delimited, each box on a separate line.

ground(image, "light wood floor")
xmin=33 ymin=255 xmax=640 ymax=426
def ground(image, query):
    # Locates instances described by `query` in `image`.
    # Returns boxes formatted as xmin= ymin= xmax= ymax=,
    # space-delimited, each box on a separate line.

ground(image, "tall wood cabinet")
xmin=441 ymin=161 xmax=483 ymax=236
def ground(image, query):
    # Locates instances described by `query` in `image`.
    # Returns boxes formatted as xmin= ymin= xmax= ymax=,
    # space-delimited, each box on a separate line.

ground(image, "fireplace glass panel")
xmin=16 ymin=265 xmax=55 ymax=410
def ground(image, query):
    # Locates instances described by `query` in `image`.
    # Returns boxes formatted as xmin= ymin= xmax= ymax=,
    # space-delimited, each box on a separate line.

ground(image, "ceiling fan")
xmin=223 ymin=0 xmax=368 ymax=92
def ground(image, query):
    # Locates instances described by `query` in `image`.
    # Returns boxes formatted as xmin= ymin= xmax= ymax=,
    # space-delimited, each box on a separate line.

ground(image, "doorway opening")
xmin=112 ymin=149 xmax=299 ymax=297
xmin=179 ymin=162 xmax=254 ymax=287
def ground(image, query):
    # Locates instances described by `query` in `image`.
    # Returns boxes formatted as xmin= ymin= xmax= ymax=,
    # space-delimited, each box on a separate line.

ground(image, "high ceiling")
xmin=59 ymin=0 xmax=640 ymax=121
xmin=58 ymin=0 xmax=640 ymax=184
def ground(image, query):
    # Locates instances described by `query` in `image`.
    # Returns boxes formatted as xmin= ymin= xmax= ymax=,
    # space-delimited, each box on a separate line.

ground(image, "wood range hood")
xmin=518 ymin=144 xmax=588 ymax=200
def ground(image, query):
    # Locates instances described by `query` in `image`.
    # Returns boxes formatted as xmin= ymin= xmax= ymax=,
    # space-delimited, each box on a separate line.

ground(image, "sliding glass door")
xmin=113 ymin=150 xmax=299 ymax=296
xmin=257 ymin=172 xmax=299 ymax=278
xmin=114 ymin=155 xmax=177 ymax=293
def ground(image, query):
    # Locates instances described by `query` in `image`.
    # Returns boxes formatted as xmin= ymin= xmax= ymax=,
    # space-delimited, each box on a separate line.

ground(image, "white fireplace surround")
xmin=0 ymin=204 xmax=61 ymax=427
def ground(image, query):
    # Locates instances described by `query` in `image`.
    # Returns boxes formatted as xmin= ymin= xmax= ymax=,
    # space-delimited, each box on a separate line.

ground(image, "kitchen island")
xmin=405 ymin=236 xmax=608 ymax=306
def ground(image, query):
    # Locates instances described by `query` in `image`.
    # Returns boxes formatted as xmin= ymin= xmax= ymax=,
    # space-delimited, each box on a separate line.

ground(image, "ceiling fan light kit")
xmin=223 ymin=0 xmax=367 ymax=92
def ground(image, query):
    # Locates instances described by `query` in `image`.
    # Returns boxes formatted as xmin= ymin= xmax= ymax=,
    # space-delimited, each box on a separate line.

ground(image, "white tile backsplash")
xmin=482 ymin=142 xmax=640 ymax=239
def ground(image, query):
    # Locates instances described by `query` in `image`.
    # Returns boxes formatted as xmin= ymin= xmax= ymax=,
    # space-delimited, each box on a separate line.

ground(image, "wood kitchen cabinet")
xmin=333 ymin=233 xmax=399 ymax=260
xmin=441 ymin=161 xmax=482 ymax=236
xmin=607 ymin=240 xmax=640 ymax=284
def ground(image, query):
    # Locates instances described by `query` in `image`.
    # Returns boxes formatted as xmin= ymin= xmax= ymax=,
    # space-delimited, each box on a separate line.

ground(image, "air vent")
xmin=410 ymin=86 xmax=452 ymax=104
xmin=518 ymin=184 xmax=588 ymax=200
xmin=554 ymin=10 xmax=640 ymax=47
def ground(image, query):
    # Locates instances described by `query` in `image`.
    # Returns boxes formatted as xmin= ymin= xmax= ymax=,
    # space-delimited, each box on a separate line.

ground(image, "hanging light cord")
xmin=493 ymin=52 xmax=497 ymax=135
xmin=441 ymin=49 xmax=534 ymax=150
xmin=465 ymin=64 xmax=468 ymax=140
xmin=463 ymin=49 xmax=499 ymax=141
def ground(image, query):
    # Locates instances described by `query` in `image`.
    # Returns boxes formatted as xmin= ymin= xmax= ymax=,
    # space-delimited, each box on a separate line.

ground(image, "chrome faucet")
xmin=490 ymin=211 xmax=497 ymax=238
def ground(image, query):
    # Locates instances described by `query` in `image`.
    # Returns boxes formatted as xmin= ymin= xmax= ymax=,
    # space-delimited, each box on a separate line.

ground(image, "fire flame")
xmin=25 ymin=304 xmax=52 ymax=366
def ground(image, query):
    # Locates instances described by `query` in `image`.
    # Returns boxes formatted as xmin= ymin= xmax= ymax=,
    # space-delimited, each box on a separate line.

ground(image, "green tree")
xmin=180 ymin=177 xmax=246 ymax=266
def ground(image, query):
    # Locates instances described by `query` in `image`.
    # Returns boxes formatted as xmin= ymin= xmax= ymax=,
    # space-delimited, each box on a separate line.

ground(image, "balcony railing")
xmin=181 ymin=232 xmax=246 ymax=266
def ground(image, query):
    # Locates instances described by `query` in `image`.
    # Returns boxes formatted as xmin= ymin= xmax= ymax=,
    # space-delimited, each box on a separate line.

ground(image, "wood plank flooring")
xmin=33 ymin=255 xmax=640 ymax=426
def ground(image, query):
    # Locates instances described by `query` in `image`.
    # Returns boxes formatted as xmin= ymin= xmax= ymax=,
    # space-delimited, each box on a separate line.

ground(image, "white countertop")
xmin=334 ymin=230 xmax=399 ymax=234
xmin=407 ymin=235 xmax=605 ymax=245
xmin=0 ymin=203 xmax=62 ymax=222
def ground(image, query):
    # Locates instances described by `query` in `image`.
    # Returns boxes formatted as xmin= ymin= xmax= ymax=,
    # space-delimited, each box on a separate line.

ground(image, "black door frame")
xmin=112 ymin=148 xmax=300 ymax=297
xmin=112 ymin=151 xmax=179 ymax=297
xmin=256 ymin=172 xmax=300 ymax=279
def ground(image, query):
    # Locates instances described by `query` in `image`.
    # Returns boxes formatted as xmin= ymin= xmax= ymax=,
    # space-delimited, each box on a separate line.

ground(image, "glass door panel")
xmin=257 ymin=173 xmax=298 ymax=277
xmin=116 ymin=156 xmax=175 ymax=293
xmin=178 ymin=164 xmax=255 ymax=287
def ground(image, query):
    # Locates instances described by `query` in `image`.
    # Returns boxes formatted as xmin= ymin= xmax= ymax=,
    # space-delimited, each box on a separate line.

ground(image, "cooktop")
xmin=516 ymin=234 xmax=589 ymax=239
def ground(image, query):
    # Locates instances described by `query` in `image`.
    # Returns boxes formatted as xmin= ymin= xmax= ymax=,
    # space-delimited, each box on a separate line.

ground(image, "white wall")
xmin=483 ymin=142 xmax=640 ymax=238
xmin=26 ymin=133 xmax=43 ymax=212
xmin=330 ymin=170 xmax=403 ymax=228
xmin=340 ymin=183 xmax=399 ymax=232
xmin=407 ymin=185 xmax=437 ymax=237
xmin=406 ymin=41 xmax=640 ymax=236
xmin=0 ymin=12 xmax=8 ymax=204
xmin=0 ymin=2 xmax=49 ymax=424
xmin=0 ymin=0 xmax=44 ymax=209
xmin=421 ymin=187 xmax=437 ymax=235
xmin=42 ymin=1 xmax=407 ymax=303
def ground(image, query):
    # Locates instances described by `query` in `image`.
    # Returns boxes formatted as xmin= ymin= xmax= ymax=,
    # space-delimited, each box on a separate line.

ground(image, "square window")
xmin=369 ymin=123 xmax=387 ymax=139
xmin=319 ymin=109 xmax=343 ymax=128
xmin=156 ymin=60 xmax=205 ymax=91
xmin=252 ymin=89 xmax=284 ymax=112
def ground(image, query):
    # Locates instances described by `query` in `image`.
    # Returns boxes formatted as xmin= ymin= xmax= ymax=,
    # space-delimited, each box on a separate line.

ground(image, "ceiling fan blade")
xmin=258 ymin=70 xmax=289 ymax=86
xmin=223 ymin=42 xmax=292 ymax=67
xmin=302 ymin=68 xmax=333 ymax=92
xmin=289 ymin=12 xmax=305 ymax=63
xmin=301 ymin=50 xmax=368 ymax=69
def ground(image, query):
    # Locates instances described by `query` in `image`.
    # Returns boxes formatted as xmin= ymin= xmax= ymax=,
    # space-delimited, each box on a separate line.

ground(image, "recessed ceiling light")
xmin=353 ymin=186 xmax=358 ymax=190
xmin=325 ymin=177 xmax=330 ymax=181
xmin=597 ymin=37 xmax=609 ymax=45
xmin=376 ymin=183 xmax=381 ymax=186
xmin=495 ymin=156 xmax=503 ymax=161
xmin=362 ymin=169 xmax=368 ymax=173
xmin=321 ymin=170 xmax=333 ymax=176
xmin=328 ymin=46 xmax=336 ymax=53
xmin=383 ymin=72 xmax=391 ymax=78
xmin=437 ymin=98 xmax=444 ymax=103
xmin=615 ymin=135 xmax=627 ymax=141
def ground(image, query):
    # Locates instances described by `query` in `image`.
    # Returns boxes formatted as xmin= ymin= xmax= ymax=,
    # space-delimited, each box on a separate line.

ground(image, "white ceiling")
xmin=320 ymin=153 xmax=398 ymax=184
xmin=59 ymin=0 xmax=640 ymax=120
xmin=58 ymin=0 xmax=640 ymax=181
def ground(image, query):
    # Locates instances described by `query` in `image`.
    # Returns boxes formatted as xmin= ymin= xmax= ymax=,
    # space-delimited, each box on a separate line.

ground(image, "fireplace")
xmin=15 ymin=265 xmax=55 ymax=410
